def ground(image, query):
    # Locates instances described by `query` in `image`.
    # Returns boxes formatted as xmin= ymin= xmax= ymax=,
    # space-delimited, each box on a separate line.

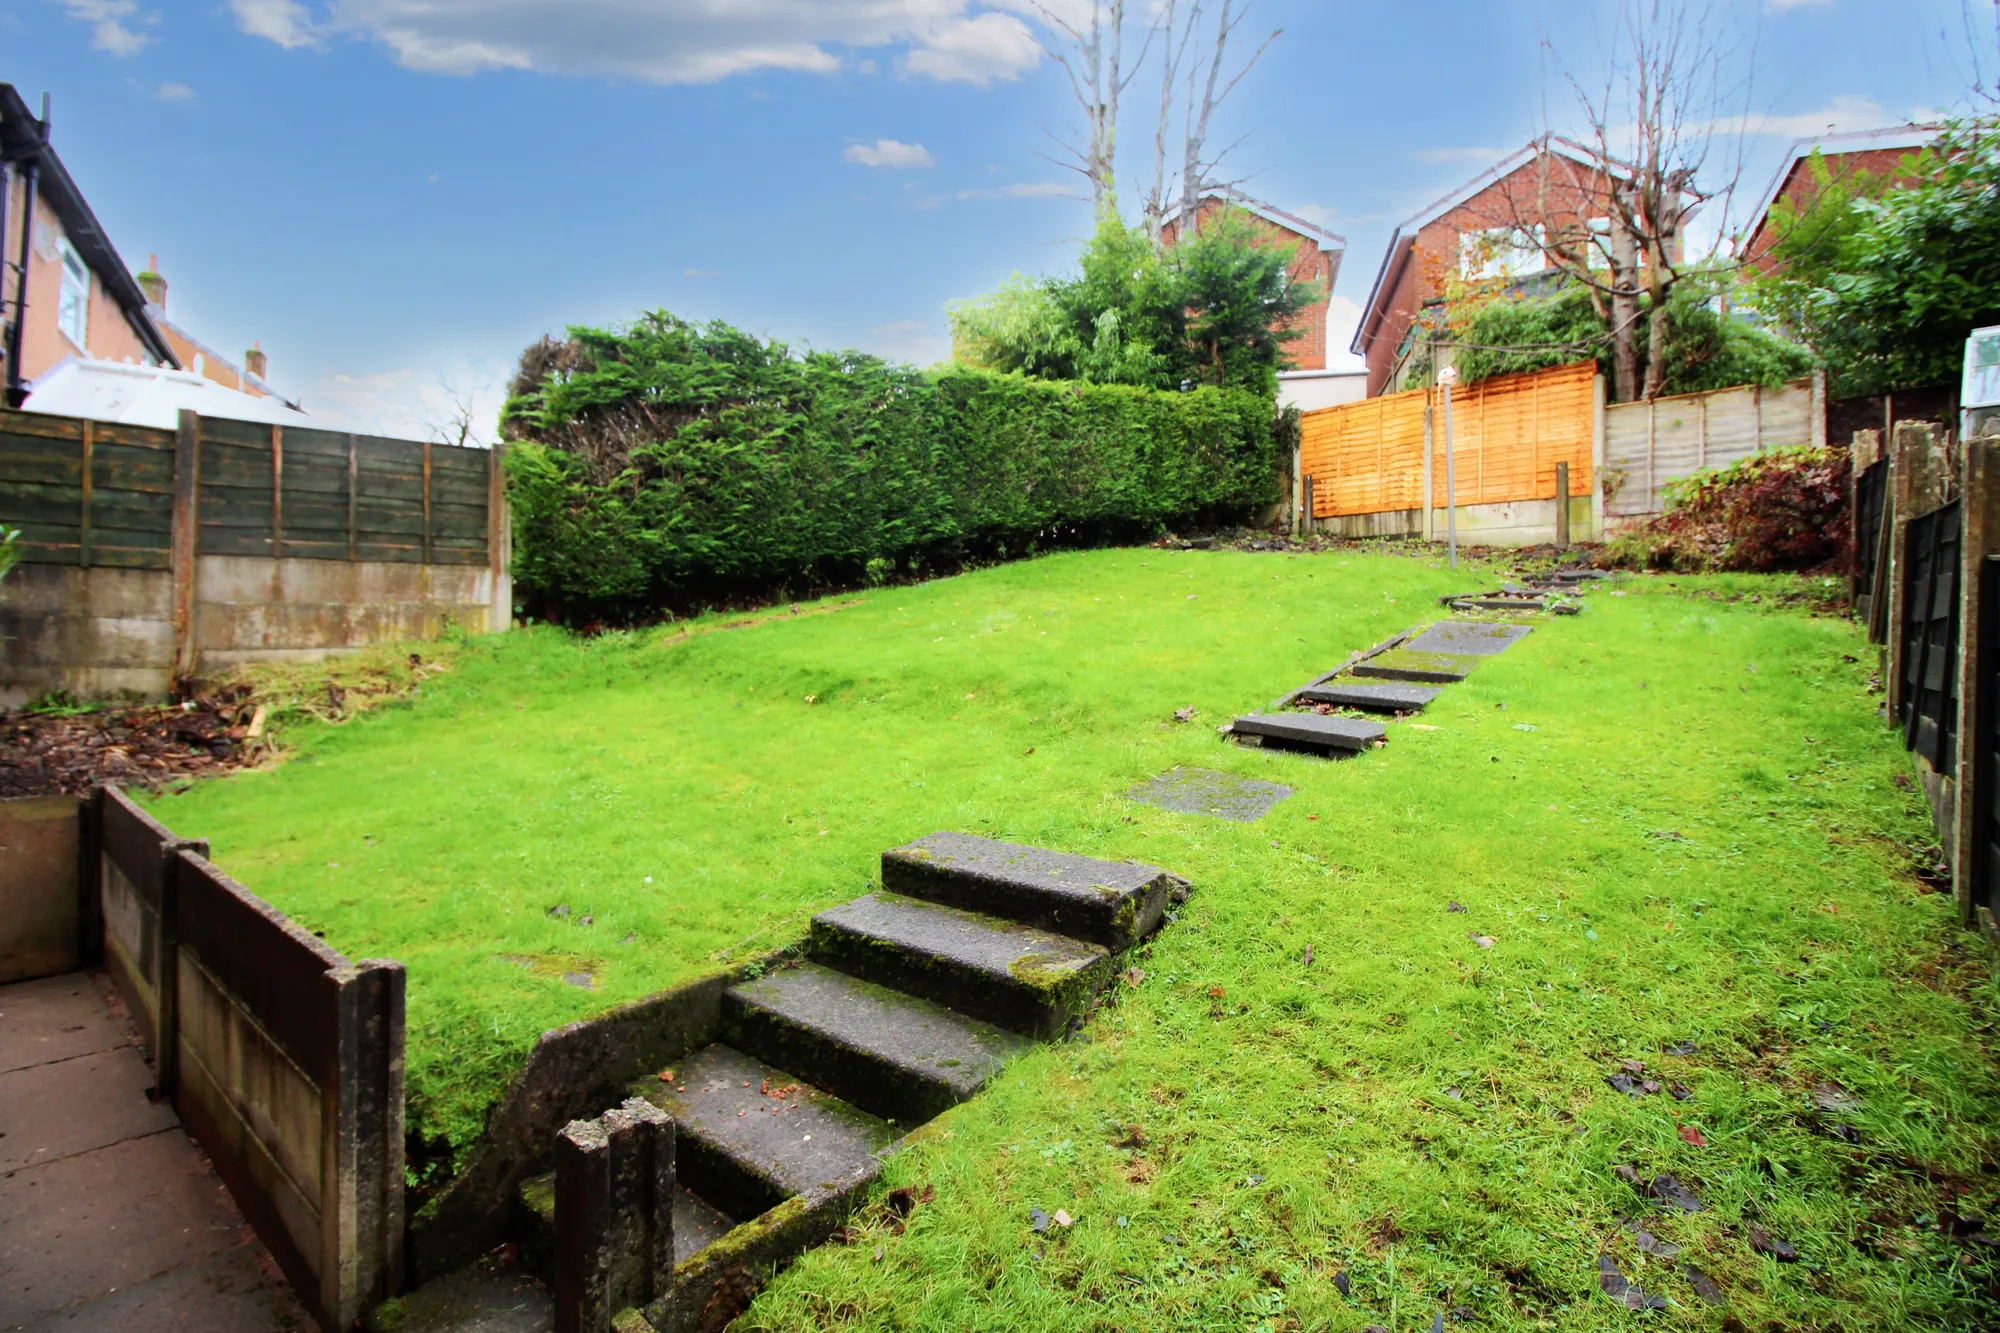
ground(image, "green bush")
xmin=502 ymin=313 xmax=1281 ymax=619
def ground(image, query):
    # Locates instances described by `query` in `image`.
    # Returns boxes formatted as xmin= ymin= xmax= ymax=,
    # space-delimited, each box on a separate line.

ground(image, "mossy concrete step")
xmin=628 ymin=1042 xmax=894 ymax=1221
xmin=1294 ymin=680 xmax=1440 ymax=712
xmin=1405 ymin=620 xmax=1532 ymax=656
xmin=881 ymin=831 xmax=1177 ymax=950
xmin=515 ymin=1170 xmax=737 ymax=1272
xmin=811 ymin=893 xmax=1114 ymax=1038
xmin=1230 ymin=711 xmax=1385 ymax=754
xmin=722 ymin=961 xmax=1031 ymax=1125
xmin=1351 ymin=647 xmax=1481 ymax=683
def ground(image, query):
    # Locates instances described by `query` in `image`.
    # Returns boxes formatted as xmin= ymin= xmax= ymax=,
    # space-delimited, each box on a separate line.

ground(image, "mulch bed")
xmin=1 ymin=686 xmax=262 ymax=799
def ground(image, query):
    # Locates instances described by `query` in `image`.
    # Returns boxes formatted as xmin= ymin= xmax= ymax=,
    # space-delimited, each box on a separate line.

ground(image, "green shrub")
xmin=1605 ymin=445 xmax=1851 ymax=573
xmin=502 ymin=313 xmax=1281 ymax=619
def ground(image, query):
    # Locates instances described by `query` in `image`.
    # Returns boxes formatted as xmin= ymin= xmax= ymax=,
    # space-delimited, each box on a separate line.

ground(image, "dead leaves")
xmin=1597 ymin=1253 xmax=1668 ymax=1310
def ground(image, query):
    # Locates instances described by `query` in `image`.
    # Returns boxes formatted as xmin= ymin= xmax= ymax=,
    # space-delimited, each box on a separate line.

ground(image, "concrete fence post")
xmin=1955 ymin=437 xmax=2000 ymax=931
xmin=324 ymin=960 xmax=407 ymax=1326
xmin=1555 ymin=461 xmax=1571 ymax=548
xmin=554 ymin=1100 xmax=676 ymax=1333
xmin=170 ymin=410 xmax=201 ymax=682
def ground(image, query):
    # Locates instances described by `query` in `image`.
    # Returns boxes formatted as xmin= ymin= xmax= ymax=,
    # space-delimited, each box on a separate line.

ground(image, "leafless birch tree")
xmin=1035 ymin=0 xmax=1150 ymax=220
xmin=1171 ymin=1 xmax=1279 ymax=238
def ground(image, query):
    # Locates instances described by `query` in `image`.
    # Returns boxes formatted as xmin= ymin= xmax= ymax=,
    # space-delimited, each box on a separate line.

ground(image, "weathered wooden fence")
xmin=0 ymin=407 xmax=510 ymax=700
xmin=1296 ymin=360 xmax=1598 ymax=544
xmin=1863 ymin=412 xmax=2000 ymax=945
xmin=1602 ymin=376 xmax=1824 ymax=518
xmin=0 ymin=408 xmax=495 ymax=568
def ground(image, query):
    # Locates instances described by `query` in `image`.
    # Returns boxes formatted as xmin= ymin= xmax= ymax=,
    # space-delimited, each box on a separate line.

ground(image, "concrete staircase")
xmin=517 ymin=832 xmax=1185 ymax=1332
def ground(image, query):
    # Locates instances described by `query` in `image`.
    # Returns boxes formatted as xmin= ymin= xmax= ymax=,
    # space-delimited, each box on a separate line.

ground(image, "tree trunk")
xmin=1608 ymin=211 xmax=1641 ymax=404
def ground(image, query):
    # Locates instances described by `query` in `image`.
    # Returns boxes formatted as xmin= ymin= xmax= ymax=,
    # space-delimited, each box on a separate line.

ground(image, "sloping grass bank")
xmin=149 ymin=552 xmax=1999 ymax=1328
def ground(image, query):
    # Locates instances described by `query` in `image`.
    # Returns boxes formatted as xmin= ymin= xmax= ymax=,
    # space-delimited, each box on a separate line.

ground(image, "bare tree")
xmin=1142 ymin=0 xmax=1191 ymax=244
xmin=1471 ymin=1 xmax=1751 ymax=401
xmin=1036 ymin=0 xmax=1150 ymax=220
xmin=427 ymin=373 xmax=487 ymax=450
xmin=1174 ymin=0 xmax=1280 ymax=236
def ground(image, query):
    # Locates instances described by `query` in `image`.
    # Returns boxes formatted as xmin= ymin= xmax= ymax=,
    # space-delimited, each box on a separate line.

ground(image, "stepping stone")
xmin=1351 ymin=648 xmax=1482 ymax=683
xmin=630 ymin=1042 xmax=894 ymax=1218
xmin=811 ymin=893 xmax=1113 ymax=1037
xmin=1126 ymin=766 xmax=1293 ymax=822
xmin=1405 ymin=621 xmax=1532 ymax=657
xmin=1231 ymin=711 xmax=1385 ymax=754
xmin=882 ymin=832 xmax=1178 ymax=951
xmin=722 ymin=962 xmax=1032 ymax=1125
xmin=1295 ymin=680 xmax=1440 ymax=712
xmin=1450 ymin=597 xmax=1550 ymax=613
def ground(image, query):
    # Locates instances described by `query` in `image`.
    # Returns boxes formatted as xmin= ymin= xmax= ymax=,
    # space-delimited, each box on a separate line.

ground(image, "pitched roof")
xmin=1740 ymin=122 xmax=1942 ymax=254
xmin=1164 ymin=187 xmax=1348 ymax=254
xmin=0 ymin=84 xmax=177 ymax=370
xmin=24 ymin=356 xmax=308 ymax=429
xmin=1350 ymin=136 xmax=1617 ymax=358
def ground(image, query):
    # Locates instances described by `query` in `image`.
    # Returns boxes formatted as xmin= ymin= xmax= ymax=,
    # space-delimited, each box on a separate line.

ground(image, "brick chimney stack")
xmin=136 ymin=254 xmax=166 ymax=309
xmin=244 ymin=340 xmax=267 ymax=380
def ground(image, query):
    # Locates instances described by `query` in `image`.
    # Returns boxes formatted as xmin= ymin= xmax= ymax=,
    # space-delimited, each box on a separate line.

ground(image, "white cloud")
xmin=154 ymin=81 xmax=196 ymax=100
xmin=1712 ymin=95 xmax=1901 ymax=139
xmin=1414 ymin=145 xmax=1509 ymax=166
xmin=1765 ymin=0 xmax=1833 ymax=12
xmin=228 ymin=1 xmax=1041 ymax=86
xmin=1291 ymin=202 xmax=1387 ymax=226
xmin=305 ymin=361 xmax=509 ymax=445
xmin=903 ymin=11 xmax=1038 ymax=85
xmin=867 ymin=318 xmax=949 ymax=365
xmin=955 ymin=180 xmax=1070 ymax=200
xmin=59 ymin=0 xmax=152 ymax=57
xmin=228 ymin=0 xmax=318 ymax=48
xmin=845 ymin=138 xmax=937 ymax=169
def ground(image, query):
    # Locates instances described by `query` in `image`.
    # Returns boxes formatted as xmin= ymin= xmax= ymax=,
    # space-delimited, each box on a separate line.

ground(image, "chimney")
xmin=136 ymin=254 xmax=166 ymax=309
xmin=244 ymin=340 xmax=267 ymax=381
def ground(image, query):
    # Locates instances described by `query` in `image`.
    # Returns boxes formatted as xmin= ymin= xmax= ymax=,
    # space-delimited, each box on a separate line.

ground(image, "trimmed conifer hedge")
xmin=501 ymin=313 xmax=1282 ymax=618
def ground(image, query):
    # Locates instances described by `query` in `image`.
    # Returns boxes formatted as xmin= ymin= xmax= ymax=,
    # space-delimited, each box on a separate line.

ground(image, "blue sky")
xmin=2 ymin=0 xmax=1983 ymax=439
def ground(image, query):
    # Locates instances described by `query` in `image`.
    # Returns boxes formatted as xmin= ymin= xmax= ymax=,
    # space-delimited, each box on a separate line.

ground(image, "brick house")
xmin=1160 ymin=189 xmax=1347 ymax=372
xmin=1 ymin=85 xmax=176 ymax=405
xmin=1740 ymin=123 xmax=1942 ymax=270
xmin=1350 ymin=137 xmax=1626 ymax=398
xmin=136 ymin=255 xmax=288 ymax=402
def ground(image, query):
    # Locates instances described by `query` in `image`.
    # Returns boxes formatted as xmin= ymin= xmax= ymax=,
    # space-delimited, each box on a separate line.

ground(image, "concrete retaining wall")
xmin=1303 ymin=494 xmax=1596 ymax=545
xmin=0 ymin=795 xmax=83 ymax=983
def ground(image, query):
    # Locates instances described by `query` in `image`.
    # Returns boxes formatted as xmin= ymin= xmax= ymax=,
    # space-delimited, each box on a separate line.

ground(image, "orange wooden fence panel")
xmin=1298 ymin=360 xmax=1597 ymax=518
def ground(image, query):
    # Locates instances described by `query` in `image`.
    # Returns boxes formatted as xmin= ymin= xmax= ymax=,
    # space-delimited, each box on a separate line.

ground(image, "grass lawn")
xmin=151 ymin=547 xmax=2000 ymax=1329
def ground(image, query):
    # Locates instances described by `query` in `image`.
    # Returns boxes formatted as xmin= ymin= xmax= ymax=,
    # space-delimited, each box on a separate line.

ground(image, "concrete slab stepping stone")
xmin=882 ymin=831 xmax=1178 ymax=951
xmin=1231 ymin=711 xmax=1385 ymax=754
xmin=1295 ymin=680 xmax=1440 ymax=712
xmin=811 ymin=893 xmax=1113 ymax=1037
xmin=723 ymin=961 xmax=1033 ymax=1125
xmin=1352 ymin=647 xmax=1482 ymax=683
xmin=1405 ymin=620 xmax=1532 ymax=656
xmin=1125 ymin=765 xmax=1294 ymax=822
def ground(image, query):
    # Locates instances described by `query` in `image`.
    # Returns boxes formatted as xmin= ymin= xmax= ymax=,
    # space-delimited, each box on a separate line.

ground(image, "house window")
xmin=1460 ymin=225 xmax=1546 ymax=281
xmin=57 ymin=240 xmax=89 ymax=349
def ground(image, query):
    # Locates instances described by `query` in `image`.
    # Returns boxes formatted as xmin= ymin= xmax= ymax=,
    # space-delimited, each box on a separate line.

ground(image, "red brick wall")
xmin=1359 ymin=151 xmax=1619 ymax=396
xmin=1745 ymin=145 xmax=1932 ymax=269
xmin=1162 ymin=199 xmax=1333 ymax=371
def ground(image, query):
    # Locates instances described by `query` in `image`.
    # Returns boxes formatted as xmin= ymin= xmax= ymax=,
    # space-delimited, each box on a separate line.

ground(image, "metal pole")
xmin=1442 ymin=378 xmax=1458 ymax=570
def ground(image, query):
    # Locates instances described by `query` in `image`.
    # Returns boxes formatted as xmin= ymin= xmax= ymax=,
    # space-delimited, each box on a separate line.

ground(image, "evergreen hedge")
xmin=502 ymin=314 xmax=1281 ymax=618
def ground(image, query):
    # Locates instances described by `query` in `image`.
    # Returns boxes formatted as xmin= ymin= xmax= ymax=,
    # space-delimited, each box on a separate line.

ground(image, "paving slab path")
xmin=0 ymin=972 xmax=310 ymax=1331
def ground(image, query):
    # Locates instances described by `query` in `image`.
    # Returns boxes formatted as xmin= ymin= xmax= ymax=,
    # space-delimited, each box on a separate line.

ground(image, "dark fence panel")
xmin=1978 ymin=556 xmax=2000 ymax=924
xmin=1902 ymin=500 xmax=1963 ymax=772
xmin=1855 ymin=457 xmax=1888 ymax=614
xmin=0 ymin=407 xmax=487 ymax=569
xmin=175 ymin=852 xmax=348 ymax=1086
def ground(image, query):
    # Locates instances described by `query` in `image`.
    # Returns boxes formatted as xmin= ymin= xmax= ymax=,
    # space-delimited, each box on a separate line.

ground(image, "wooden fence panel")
xmin=0 ymin=412 xmax=178 ymax=567
xmin=1299 ymin=389 xmax=1426 ymax=519
xmin=0 ymin=407 xmax=489 ymax=570
xmin=1605 ymin=378 xmax=1814 ymax=516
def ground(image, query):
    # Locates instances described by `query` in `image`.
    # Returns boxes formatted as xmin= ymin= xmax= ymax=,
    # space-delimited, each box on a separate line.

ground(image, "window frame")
xmin=56 ymin=238 xmax=90 ymax=350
